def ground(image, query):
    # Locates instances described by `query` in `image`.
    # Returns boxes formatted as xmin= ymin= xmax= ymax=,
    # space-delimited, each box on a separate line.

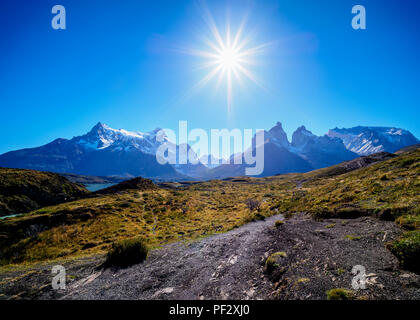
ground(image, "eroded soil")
xmin=1 ymin=213 xmax=419 ymax=300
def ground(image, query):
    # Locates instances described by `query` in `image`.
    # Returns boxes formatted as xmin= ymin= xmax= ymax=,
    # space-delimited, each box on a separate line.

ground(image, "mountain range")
xmin=0 ymin=122 xmax=418 ymax=180
xmin=326 ymin=126 xmax=419 ymax=155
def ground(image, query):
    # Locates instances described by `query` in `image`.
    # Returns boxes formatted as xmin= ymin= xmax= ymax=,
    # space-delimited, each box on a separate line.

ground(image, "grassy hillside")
xmin=0 ymin=147 xmax=418 ymax=268
xmin=270 ymin=148 xmax=419 ymax=219
xmin=0 ymin=168 xmax=89 ymax=217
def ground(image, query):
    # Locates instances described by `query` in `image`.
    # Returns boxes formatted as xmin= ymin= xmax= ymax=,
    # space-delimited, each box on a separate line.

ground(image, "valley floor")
xmin=1 ymin=213 xmax=418 ymax=300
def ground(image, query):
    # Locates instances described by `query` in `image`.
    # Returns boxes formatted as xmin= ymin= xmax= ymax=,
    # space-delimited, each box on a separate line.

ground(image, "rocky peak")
xmin=266 ymin=121 xmax=290 ymax=148
xmin=291 ymin=125 xmax=315 ymax=148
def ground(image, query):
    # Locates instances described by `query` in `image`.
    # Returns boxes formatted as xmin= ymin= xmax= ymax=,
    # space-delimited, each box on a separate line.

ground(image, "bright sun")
xmin=217 ymin=48 xmax=240 ymax=70
xmin=181 ymin=7 xmax=271 ymax=112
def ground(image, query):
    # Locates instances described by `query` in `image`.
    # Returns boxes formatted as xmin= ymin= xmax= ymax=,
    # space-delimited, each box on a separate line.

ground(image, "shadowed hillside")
xmin=0 ymin=168 xmax=88 ymax=217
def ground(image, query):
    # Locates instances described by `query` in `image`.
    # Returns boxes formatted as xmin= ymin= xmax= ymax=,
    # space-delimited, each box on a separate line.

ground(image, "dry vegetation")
xmin=0 ymin=147 xmax=419 ymax=270
xmin=0 ymin=168 xmax=88 ymax=216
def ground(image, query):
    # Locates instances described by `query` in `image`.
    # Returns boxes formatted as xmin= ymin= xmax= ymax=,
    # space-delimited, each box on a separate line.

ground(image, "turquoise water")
xmin=0 ymin=213 xmax=22 ymax=220
xmin=85 ymin=183 xmax=115 ymax=192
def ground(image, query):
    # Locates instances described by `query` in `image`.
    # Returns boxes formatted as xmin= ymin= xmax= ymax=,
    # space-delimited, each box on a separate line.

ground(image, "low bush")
xmin=345 ymin=234 xmax=361 ymax=241
xmin=105 ymin=237 xmax=148 ymax=268
xmin=265 ymin=251 xmax=287 ymax=274
xmin=254 ymin=212 xmax=265 ymax=221
xmin=245 ymin=199 xmax=261 ymax=212
xmin=274 ymin=220 xmax=284 ymax=227
xmin=395 ymin=215 xmax=420 ymax=230
xmin=326 ymin=288 xmax=354 ymax=300
xmin=386 ymin=230 xmax=420 ymax=273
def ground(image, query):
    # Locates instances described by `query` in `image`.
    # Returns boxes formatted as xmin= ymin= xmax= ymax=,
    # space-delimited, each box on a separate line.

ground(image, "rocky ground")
xmin=0 ymin=213 xmax=419 ymax=300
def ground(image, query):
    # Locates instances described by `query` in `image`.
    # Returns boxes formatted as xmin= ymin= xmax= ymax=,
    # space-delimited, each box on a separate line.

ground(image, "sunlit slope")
xmin=0 ymin=147 xmax=418 ymax=266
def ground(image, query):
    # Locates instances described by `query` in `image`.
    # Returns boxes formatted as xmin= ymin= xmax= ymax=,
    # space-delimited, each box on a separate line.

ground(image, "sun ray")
xmin=196 ymin=65 xmax=224 ymax=89
xmin=192 ymin=60 xmax=220 ymax=72
xmin=236 ymin=41 xmax=276 ymax=58
xmin=235 ymin=64 xmax=266 ymax=91
xmin=232 ymin=15 xmax=248 ymax=49
xmin=182 ymin=5 xmax=270 ymax=112
xmin=202 ymin=38 xmax=223 ymax=54
xmin=227 ymin=69 xmax=232 ymax=112
xmin=202 ymin=4 xmax=226 ymax=51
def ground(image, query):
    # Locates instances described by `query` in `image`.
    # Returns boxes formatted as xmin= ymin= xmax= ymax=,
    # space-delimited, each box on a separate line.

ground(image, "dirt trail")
xmin=1 ymin=213 xmax=419 ymax=300
xmin=57 ymin=215 xmax=284 ymax=300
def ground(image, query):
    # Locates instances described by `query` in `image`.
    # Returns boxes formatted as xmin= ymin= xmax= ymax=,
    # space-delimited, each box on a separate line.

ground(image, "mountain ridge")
xmin=327 ymin=126 xmax=419 ymax=155
xmin=0 ymin=122 xmax=418 ymax=180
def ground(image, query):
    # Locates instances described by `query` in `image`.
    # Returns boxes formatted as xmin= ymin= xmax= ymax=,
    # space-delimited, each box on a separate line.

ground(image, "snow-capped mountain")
xmin=208 ymin=122 xmax=358 ymax=178
xmin=0 ymin=123 xmax=194 ymax=180
xmin=76 ymin=122 xmax=173 ymax=155
xmin=291 ymin=126 xmax=358 ymax=169
xmin=0 ymin=122 xmax=417 ymax=180
xmin=327 ymin=126 xmax=419 ymax=155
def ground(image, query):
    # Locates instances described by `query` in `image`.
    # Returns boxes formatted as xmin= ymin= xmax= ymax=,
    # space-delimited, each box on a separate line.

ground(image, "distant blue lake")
xmin=85 ymin=183 xmax=116 ymax=192
xmin=0 ymin=183 xmax=116 ymax=219
xmin=0 ymin=213 xmax=22 ymax=220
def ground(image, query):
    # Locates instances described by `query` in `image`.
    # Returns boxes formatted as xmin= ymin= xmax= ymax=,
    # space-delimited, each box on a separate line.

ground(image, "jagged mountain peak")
xmin=268 ymin=121 xmax=286 ymax=134
xmin=265 ymin=121 xmax=290 ymax=148
xmin=291 ymin=125 xmax=315 ymax=148
xmin=0 ymin=121 xmax=417 ymax=180
xmin=327 ymin=126 xmax=419 ymax=155
xmin=77 ymin=123 xmax=172 ymax=153
xmin=295 ymin=125 xmax=312 ymax=133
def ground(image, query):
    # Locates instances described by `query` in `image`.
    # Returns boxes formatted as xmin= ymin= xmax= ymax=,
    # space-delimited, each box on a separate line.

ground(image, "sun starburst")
xmin=182 ymin=7 xmax=270 ymax=112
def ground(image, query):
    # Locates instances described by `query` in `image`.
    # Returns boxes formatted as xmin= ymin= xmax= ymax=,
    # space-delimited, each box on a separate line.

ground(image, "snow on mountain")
xmin=262 ymin=122 xmax=358 ymax=170
xmin=290 ymin=126 xmax=358 ymax=169
xmin=76 ymin=122 xmax=173 ymax=156
xmin=0 ymin=123 xmax=185 ymax=180
xmin=327 ymin=126 xmax=419 ymax=155
xmin=75 ymin=123 xmax=209 ymax=178
xmin=209 ymin=121 xmax=358 ymax=178
xmin=1 ymin=122 xmax=417 ymax=180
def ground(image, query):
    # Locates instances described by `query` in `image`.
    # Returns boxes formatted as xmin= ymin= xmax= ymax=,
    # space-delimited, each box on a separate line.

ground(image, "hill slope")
xmin=0 ymin=147 xmax=418 ymax=267
xmin=0 ymin=147 xmax=419 ymax=300
xmin=0 ymin=168 xmax=88 ymax=217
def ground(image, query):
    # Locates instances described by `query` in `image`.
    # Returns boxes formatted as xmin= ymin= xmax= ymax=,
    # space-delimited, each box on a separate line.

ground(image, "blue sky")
xmin=0 ymin=0 xmax=419 ymax=155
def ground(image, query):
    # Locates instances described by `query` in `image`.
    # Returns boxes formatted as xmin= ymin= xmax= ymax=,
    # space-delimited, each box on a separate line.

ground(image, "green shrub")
xmin=274 ymin=220 xmax=284 ymax=227
xmin=326 ymin=288 xmax=354 ymax=300
xmin=395 ymin=215 xmax=420 ymax=230
xmin=265 ymin=251 xmax=287 ymax=273
xmin=345 ymin=234 xmax=361 ymax=241
xmin=243 ymin=211 xmax=265 ymax=223
xmin=380 ymin=174 xmax=389 ymax=181
xmin=254 ymin=212 xmax=265 ymax=221
xmin=297 ymin=277 xmax=310 ymax=283
xmin=398 ymin=158 xmax=415 ymax=168
xmin=105 ymin=237 xmax=148 ymax=268
xmin=119 ymin=201 xmax=132 ymax=208
xmin=337 ymin=268 xmax=346 ymax=275
xmin=386 ymin=230 xmax=420 ymax=273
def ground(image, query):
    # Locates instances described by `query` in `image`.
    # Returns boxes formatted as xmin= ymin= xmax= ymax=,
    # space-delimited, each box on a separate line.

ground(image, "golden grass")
xmin=1 ymin=148 xmax=419 ymax=267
